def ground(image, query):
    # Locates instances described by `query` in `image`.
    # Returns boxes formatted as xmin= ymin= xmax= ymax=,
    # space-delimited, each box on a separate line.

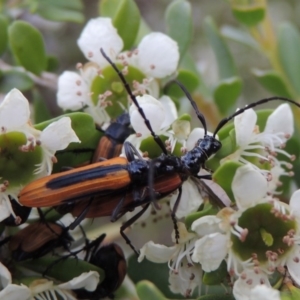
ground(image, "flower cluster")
xmin=1 ymin=11 xmax=299 ymax=300
xmin=57 ymin=17 xmax=179 ymax=126
xmin=55 ymin=14 xmax=299 ymax=299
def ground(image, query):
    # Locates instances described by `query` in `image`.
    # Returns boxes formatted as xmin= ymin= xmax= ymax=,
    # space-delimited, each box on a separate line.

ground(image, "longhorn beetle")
xmin=19 ymin=48 xmax=300 ymax=255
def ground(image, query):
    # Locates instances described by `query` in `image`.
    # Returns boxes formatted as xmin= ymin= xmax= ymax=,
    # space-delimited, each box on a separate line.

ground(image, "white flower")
xmin=191 ymin=164 xmax=300 ymax=293
xmin=77 ymin=18 xmax=179 ymax=78
xmin=222 ymin=104 xmax=295 ymax=187
xmin=138 ymin=222 xmax=201 ymax=297
xmin=190 ymin=166 xmax=269 ymax=274
xmin=77 ymin=18 xmax=123 ymax=68
xmin=128 ymin=94 xmax=178 ymax=152
xmin=0 ymin=89 xmax=80 ymax=222
xmin=57 ymin=17 xmax=179 ymax=125
xmin=0 ymin=187 xmax=19 ymax=222
xmin=35 ymin=116 xmax=81 ymax=176
xmin=233 ymin=270 xmax=280 ymax=300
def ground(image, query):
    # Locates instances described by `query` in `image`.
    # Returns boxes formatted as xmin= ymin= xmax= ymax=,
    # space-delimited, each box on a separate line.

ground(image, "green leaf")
xmin=34 ymin=0 xmax=84 ymax=23
xmin=253 ymin=69 xmax=293 ymax=98
xmin=0 ymin=15 xmax=8 ymax=56
xmin=100 ymin=0 xmax=119 ymax=17
xmin=180 ymin=52 xmax=212 ymax=99
xmin=0 ymin=70 xmax=34 ymax=93
xmin=33 ymin=93 xmax=52 ymax=124
xmin=165 ymin=0 xmax=192 ymax=60
xmin=101 ymin=0 xmax=140 ymax=49
xmin=203 ymin=261 xmax=227 ymax=285
xmin=136 ymin=281 xmax=167 ymax=300
xmin=46 ymin=55 xmax=59 ymax=72
xmin=204 ymin=16 xmax=237 ymax=79
xmin=8 ymin=21 xmax=47 ymax=75
xmin=221 ymin=26 xmax=259 ymax=50
xmin=278 ymin=23 xmax=300 ymax=96
xmin=231 ymin=1 xmax=266 ymax=27
xmin=212 ymin=161 xmax=243 ymax=202
xmin=38 ymin=0 xmax=83 ymax=10
xmin=213 ymin=76 xmax=242 ymax=115
xmin=37 ymin=5 xmax=84 ymax=23
xmin=165 ymin=69 xmax=200 ymax=98
xmin=134 ymin=18 xmax=151 ymax=45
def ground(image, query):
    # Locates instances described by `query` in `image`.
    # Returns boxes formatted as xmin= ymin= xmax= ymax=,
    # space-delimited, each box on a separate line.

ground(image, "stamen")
xmin=231 ymin=224 xmax=249 ymax=241
xmin=76 ymin=62 xmax=83 ymax=69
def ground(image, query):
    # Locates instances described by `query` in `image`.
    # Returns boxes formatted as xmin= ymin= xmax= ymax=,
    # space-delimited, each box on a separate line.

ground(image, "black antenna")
xmin=213 ymin=96 xmax=300 ymax=137
xmin=100 ymin=48 xmax=168 ymax=155
xmin=165 ymin=80 xmax=208 ymax=135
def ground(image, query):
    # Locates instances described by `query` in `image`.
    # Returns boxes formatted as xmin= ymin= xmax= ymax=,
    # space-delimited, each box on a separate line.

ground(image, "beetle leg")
xmin=69 ymin=197 xmax=94 ymax=230
xmin=196 ymin=174 xmax=212 ymax=180
xmin=124 ymin=141 xmax=143 ymax=161
xmin=120 ymin=203 xmax=150 ymax=255
xmin=170 ymin=187 xmax=182 ymax=244
xmin=111 ymin=195 xmax=126 ymax=222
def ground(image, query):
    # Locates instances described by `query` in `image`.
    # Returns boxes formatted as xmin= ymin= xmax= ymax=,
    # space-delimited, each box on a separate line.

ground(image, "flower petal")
xmin=77 ymin=17 xmax=123 ymax=67
xmin=250 ymin=285 xmax=280 ymax=300
xmin=264 ymin=103 xmax=294 ymax=141
xmin=0 ymin=195 xmax=13 ymax=223
xmin=186 ymin=128 xmax=205 ymax=151
xmin=234 ymin=108 xmax=257 ymax=148
xmin=129 ymin=94 xmax=165 ymax=136
xmin=286 ymin=245 xmax=300 ymax=285
xmin=57 ymin=71 xmax=90 ymax=111
xmin=40 ymin=117 xmax=80 ymax=152
xmin=289 ymin=189 xmax=300 ymax=219
xmin=172 ymin=222 xmax=195 ymax=244
xmin=191 ymin=232 xmax=228 ymax=272
xmin=0 ymin=89 xmax=30 ymax=131
xmin=0 ymin=262 xmax=11 ymax=289
xmin=232 ymin=165 xmax=268 ymax=209
xmin=58 ymin=271 xmax=100 ymax=292
xmin=233 ymin=270 xmax=272 ymax=300
xmin=138 ymin=241 xmax=177 ymax=263
xmin=191 ymin=215 xmax=222 ymax=236
xmin=169 ymin=260 xmax=202 ymax=297
xmin=137 ymin=32 xmax=179 ymax=78
xmin=159 ymin=96 xmax=178 ymax=129
xmin=170 ymin=180 xmax=203 ymax=219
xmin=0 ymin=284 xmax=31 ymax=300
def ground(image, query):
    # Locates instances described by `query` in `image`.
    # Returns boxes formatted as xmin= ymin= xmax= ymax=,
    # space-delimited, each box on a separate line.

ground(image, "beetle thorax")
xmin=181 ymin=135 xmax=222 ymax=176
